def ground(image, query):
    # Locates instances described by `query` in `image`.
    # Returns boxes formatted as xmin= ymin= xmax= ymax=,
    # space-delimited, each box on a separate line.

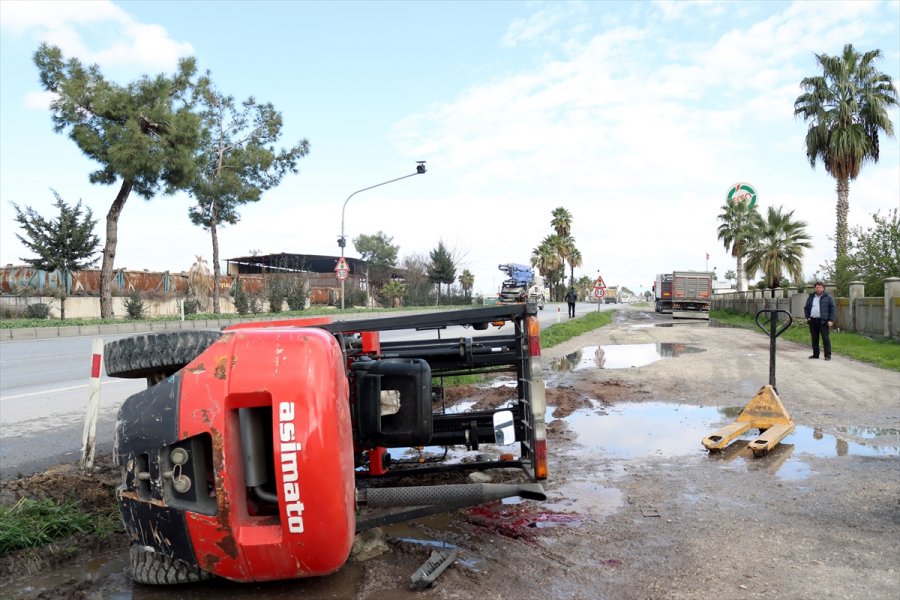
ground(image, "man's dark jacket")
xmin=804 ymin=292 xmax=836 ymax=321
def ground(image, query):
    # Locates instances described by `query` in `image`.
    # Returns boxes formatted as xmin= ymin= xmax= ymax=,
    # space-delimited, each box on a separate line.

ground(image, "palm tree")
xmin=717 ymin=200 xmax=763 ymax=292
xmin=743 ymin=206 xmax=811 ymax=291
xmin=531 ymin=236 xmax=563 ymax=299
xmin=566 ymin=245 xmax=582 ymax=287
xmin=459 ymin=269 xmax=474 ymax=298
xmin=794 ymin=44 xmax=898 ymax=269
xmin=551 ymin=207 xmax=573 ymax=238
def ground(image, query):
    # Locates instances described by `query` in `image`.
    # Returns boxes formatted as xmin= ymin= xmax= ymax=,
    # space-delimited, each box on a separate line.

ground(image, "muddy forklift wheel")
xmin=104 ymin=330 xmax=222 ymax=384
xmin=130 ymin=546 xmax=213 ymax=585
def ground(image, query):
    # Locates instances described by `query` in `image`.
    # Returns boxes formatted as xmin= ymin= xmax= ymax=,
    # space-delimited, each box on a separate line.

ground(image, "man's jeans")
xmin=808 ymin=318 xmax=831 ymax=358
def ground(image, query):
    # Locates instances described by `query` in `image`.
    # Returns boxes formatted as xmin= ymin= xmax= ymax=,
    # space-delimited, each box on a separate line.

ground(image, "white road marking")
xmin=0 ymin=378 xmax=136 ymax=401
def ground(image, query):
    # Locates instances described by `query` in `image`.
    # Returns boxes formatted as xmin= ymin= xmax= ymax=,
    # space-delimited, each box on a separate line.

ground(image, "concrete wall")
xmin=711 ymin=278 xmax=900 ymax=340
xmin=0 ymin=295 xmax=237 ymax=320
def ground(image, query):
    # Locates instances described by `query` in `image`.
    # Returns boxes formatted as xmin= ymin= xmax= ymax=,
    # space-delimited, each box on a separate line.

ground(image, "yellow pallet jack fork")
xmin=703 ymin=309 xmax=795 ymax=457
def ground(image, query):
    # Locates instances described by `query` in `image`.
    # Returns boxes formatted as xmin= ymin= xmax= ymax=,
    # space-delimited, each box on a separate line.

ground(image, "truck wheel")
xmin=105 ymin=331 xmax=222 ymax=382
xmin=130 ymin=546 xmax=213 ymax=585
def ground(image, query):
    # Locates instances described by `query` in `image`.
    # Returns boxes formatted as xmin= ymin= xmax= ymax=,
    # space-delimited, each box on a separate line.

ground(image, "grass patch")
xmin=0 ymin=498 xmax=121 ymax=554
xmin=710 ymin=309 xmax=900 ymax=371
xmin=541 ymin=310 xmax=614 ymax=349
xmin=435 ymin=373 xmax=485 ymax=386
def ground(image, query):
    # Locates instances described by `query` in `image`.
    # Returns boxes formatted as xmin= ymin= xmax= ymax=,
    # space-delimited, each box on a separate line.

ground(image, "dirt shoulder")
xmin=2 ymin=307 xmax=898 ymax=599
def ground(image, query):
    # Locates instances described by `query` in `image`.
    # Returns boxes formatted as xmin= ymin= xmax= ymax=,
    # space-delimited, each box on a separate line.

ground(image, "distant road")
xmin=0 ymin=302 xmax=611 ymax=477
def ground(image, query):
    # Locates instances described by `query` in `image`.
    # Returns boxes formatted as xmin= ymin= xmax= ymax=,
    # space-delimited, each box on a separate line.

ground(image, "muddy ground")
xmin=1 ymin=307 xmax=898 ymax=599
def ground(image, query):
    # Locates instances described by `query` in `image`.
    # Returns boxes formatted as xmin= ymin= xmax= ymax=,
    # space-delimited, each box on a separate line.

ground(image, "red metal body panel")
xmin=178 ymin=328 xmax=355 ymax=582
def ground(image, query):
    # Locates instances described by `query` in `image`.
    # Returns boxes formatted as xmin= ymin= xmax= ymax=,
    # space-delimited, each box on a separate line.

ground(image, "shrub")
xmin=268 ymin=279 xmax=285 ymax=313
xmin=24 ymin=303 xmax=51 ymax=319
xmin=346 ymin=288 xmax=368 ymax=308
xmin=182 ymin=298 xmax=201 ymax=315
xmin=233 ymin=280 xmax=249 ymax=315
xmin=124 ymin=291 xmax=145 ymax=320
xmin=285 ymin=278 xmax=308 ymax=311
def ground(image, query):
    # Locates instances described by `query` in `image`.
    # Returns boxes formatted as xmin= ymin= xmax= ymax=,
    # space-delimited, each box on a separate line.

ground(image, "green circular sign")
xmin=727 ymin=182 xmax=757 ymax=208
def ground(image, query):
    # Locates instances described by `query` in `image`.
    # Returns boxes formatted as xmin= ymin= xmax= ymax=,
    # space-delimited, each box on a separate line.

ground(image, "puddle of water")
xmin=562 ymin=402 xmax=900 ymax=482
xmin=548 ymin=343 xmax=705 ymax=371
xmin=543 ymin=479 xmax=623 ymax=517
xmin=489 ymin=376 xmax=518 ymax=389
xmin=564 ymin=402 xmax=720 ymax=459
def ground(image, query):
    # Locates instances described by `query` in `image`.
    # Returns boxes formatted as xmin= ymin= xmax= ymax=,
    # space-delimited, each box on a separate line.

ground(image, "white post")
xmin=81 ymin=338 xmax=103 ymax=471
xmin=557 ymin=306 xmax=561 ymax=323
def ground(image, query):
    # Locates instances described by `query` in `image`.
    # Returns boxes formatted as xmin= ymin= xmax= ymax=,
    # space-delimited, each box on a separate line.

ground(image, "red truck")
xmin=105 ymin=304 xmax=547 ymax=584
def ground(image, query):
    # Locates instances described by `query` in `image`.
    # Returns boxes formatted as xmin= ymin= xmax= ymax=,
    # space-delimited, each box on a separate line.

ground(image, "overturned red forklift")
xmin=105 ymin=304 xmax=548 ymax=584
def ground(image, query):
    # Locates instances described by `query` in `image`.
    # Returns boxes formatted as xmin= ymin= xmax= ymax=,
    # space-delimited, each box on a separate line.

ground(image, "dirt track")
xmin=2 ymin=307 xmax=898 ymax=599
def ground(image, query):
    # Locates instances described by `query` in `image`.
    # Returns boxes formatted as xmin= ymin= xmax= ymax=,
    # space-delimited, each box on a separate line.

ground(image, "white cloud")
xmin=0 ymin=0 xmax=193 ymax=71
xmin=502 ymin=2 xmax=589 ymax=47
xmin=389 ymin=1 xmax=899 ymax=292
xmin=22 ymin=90 xmax=56 ymax=110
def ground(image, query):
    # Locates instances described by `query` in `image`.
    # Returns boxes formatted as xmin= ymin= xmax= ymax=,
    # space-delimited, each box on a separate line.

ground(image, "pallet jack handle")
xmin=754 ymin=309 xmax=792 ymax=390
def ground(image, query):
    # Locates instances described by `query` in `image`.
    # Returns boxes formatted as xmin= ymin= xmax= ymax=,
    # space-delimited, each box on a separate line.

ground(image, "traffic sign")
xmin=335 ymin=257 xmax=349 ymax=272
xmin=593 ymin=287 xmax=606 ymax=298
xmin=335 ymin=269 xmax=348 ymax=281
xmin=594 ymin=275 xmax=607 ymax=290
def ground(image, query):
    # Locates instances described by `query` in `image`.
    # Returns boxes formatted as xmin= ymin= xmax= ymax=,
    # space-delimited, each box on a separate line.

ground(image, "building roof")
xmin=225 ymin=253 xmax=367 ymax=275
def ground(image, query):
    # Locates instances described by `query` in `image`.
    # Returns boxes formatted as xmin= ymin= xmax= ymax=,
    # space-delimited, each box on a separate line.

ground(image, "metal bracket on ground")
xmin=410 ymin=548 xmax=458 ymax=590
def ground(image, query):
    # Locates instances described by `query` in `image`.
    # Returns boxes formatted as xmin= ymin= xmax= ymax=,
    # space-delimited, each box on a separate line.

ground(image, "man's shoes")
xmin=808 ymin=355 xmax=819 ymax=359
xmin=825 ymin=356 xmax=831 ymax=361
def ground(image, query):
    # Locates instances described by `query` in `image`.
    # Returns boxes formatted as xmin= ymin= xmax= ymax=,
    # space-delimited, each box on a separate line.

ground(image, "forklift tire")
xmin=130 ymin=546 xmax=213 ymax=585
xmin=105 ymin=331 xmax=222 ymax=380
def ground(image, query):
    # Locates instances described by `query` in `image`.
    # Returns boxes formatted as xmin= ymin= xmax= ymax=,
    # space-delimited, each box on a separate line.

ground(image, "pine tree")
xmin=427 ymin=241 xmax=456 ymax=304
xmin=188 ymin=81 xmax=309 ymax=313
xmin=34 ymin=44 xmax=202 ymax=318
xmin=11 ymin=191 xmax=100 ymax=319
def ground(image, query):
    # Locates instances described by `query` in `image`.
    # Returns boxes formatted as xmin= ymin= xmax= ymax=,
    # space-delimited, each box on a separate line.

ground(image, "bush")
xmin=249 ymin=294 xmax=264 ymax=314
xmin=233 ymin=281 xmax=249 ymax=315
xmin=285 ymin=278 xmax=308 ymax=311
xmin=346 ymin=288 xmax=368 ymax=308
xmin=24 ymin=303 xmax=51 ymax=319
xmin=268 ymin=279 xmax=285 ymax=313
xmin=182 ymin=298 xmax=201 ymax=315
xmin=124 ymin=291 xmax=145 ymax=319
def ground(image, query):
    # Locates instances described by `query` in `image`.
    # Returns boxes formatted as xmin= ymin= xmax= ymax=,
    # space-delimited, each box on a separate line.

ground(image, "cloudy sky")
xmin=1 ymin=0 xmax=898 ymax=297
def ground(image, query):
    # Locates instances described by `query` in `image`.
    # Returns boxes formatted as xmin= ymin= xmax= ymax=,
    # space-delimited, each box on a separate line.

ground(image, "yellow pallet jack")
xmin=703 ymin=309 xmax=795 ymax=457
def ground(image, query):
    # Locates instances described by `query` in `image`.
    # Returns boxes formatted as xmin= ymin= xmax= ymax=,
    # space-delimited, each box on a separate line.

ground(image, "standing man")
xmin=803 ymin=281 xmax=836 ymax=360
xmin=565 ymin=288 xmax=578 ymax=318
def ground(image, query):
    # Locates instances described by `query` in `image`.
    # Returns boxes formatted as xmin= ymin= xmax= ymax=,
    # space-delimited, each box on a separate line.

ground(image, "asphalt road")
xmin=0 ymin=302 xmax=612 ymax=477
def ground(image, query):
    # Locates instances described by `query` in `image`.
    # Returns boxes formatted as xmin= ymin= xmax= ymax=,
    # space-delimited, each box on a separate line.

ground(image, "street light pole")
xmin=338 ymin=162 xmax=427 ymax=310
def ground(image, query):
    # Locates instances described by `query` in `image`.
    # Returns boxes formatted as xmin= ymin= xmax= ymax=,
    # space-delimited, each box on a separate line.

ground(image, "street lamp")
xmin=338 ymin=162 xmax=427 ymax=309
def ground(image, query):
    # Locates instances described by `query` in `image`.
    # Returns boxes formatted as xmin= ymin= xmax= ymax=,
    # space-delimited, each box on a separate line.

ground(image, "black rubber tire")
xmin=104 ymin=330 xmax=222 ymax=379
xmin=130 ymin=546 xmax=213 ymax=585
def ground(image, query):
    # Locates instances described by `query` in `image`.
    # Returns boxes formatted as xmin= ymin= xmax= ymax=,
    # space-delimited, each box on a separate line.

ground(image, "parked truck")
xmin=653 ymin=273 xmax=673 ymax=313
xmin=670 ymin=270 xmax=713 ymax=319
xmin=105 ymin=304 xmax=547 ymax=585
xmin=603 ymin=286 xmax=619 ymax=304
xmin=497 ymin=263 xmax=546 ymax=309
